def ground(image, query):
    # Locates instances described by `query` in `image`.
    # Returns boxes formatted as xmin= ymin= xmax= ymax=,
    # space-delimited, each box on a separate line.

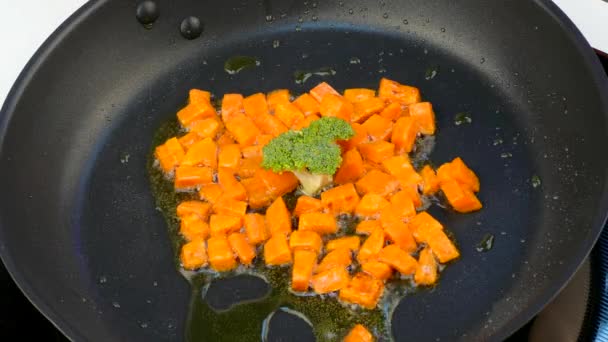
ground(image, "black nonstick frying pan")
xmin=1 ymin=0 xmax=608 ymax=341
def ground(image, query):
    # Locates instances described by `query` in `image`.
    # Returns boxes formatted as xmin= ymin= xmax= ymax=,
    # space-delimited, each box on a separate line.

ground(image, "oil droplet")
xmin=348 ymin=9 xmax=354 ymax=14
xmin=339 ymin=1 xmax=344 ymax=6
xmin=500 ymin=152 xmax=512 ymax=159
xmin=476 ymin=234 xmax=495 ymax=252
xmin=378 ymin=67 xmax=387 ymax=74
xmin=99 ymin=276 xmax=107 ymax=284
xmin=531 ymin=175 xmax=542 ymax=188
xmin=295 ymin=25 xmax=302 ymax=31
xmin=294 ymin=71 xmax=312 ymax=84
xmin=480 ymin=57 xmax=486 ymax=64
xmin=403 ymin=19 xmax=408 ymax=24
xmin=112 ymin=302 xmax=121 ymax=308
xmin=312 ymin=15 xmax=318 ymax=21
xmin=383 ymin=13 xmax=389 ymax=19
xmin=140 ymin=322 xmax=149 ymax=329
xmin=454 ymin=112 xmax=472 ymax=126
xmin=349 ymin=57 xmax=361 ymax=64
xmin=425 ymin=66 xmax=439 ymax=80
xmin=265 ymin=14 xmax=274 ymax=22
xmin=294 ymin=67 xmax=336 ymax=84
xmin=180 ymin=16 xmax=203 ymax=40
xmin=298 ymin=17 xmax=304 ymax=23
xmin=224 ymin=56 xmax=260 ymax=74
xmin=136 ymin=1 xmax=160 ymax=28
xmin=312 ymin=2 xmax=318 ymax=8
xmin=440 ymin=27 xmax=446 ymax=32
xmin=272 ymin=40 xmax=280 ymax=48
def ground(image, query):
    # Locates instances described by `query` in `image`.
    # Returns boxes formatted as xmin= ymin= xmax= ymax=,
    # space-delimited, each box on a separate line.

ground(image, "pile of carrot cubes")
xmin=155 ymin=78 xmax=482 ymax=331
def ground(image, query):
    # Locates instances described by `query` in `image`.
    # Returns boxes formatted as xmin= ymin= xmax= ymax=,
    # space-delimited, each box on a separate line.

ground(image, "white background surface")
xmin=0 ymin=0 xmax=606 ymax=107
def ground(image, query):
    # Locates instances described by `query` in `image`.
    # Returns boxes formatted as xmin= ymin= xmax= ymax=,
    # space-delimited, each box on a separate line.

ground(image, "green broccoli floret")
xmin=261 ymin=117 xmax=355 ymax=195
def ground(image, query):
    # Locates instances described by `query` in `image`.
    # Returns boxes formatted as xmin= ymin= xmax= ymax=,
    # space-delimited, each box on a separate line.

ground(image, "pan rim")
xmin=0 ymin=0 xmax=607 ymax=340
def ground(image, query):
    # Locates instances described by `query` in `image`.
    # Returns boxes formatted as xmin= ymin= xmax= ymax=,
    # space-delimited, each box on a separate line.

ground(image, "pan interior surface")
xmin=0 ymin=0 xmax=607 ymax=341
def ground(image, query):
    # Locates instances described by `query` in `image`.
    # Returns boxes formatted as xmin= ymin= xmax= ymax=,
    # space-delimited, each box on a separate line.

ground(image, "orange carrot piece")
xmin=181 ymin=138 xmax=218 ymax=169
xmin=253 ymin=113 xmax=289 ymax=137
xmin=299 ymin=212 xmax=338 ymax=235
xmin=339 ymin=272 xmax=384 ymax=309
xmin=190 ymin=117 xmax=222 ymax=139
xmin=379 ymin=102 xmax=403 ymax=121
xmin=267 ymin=89 xmax=290 ymax=112
xmin=256 ymin=169 xmax=299 ymax=199
xmin=414 ymin=247 xmax=438 ymax=285
xmin=266 ymin=196 xmax=292 ymax=236
xmin=326 ymin=236 xmax=361 ymax=252
xmin=356 ymin=220 xmax=381 ymax=235
xmin=440 ymin=180 xmax=483 ymax=213
xmin=179 ymin=214 xmax=210 ymax=241
xmin=319 ymin=94 xmax=354 ymax=121
xmin=243 ymin=93 xmax=269 ymax=118
xmin=378 ymin=78 xmax=421 ymax=105
xmin=180 ymin=238 xmax=208 ymax=270
xmin=426 ymin=228 xmax=460 ymax=263
xmin=344 ymin=88 xmax=376 ymax=103
xmin=320 ymin=183 xmax=360 ymax=215
xmin=312 ymin=267 xmax=350 ymax=294
xmin=377 ymin=245 xmax=418 ymax=275
xmin=409 ymin=102 xmax=436 ymax=135
xmin=383 ymin=221 xmax=417 ymax=253
xmin=212 ymin=197 xmax=248 ymax=217
xmin=189 ymin=89 xmax=212 ymax=104
xmin=289 ymin=230 xmax=323 ymax=254
xmin=178 ymin=132 xmax=202 ymax=150
xmin=237 ymin=156 xmax=262 ymax=179
xmin=294 ymin=196 xmax=325 ymax=217
xmin=177 ymin=200 xmax=211 ymax=220
xmin=358 ymin=141 xmax=395 ymax=164
xmin=293 ymin=93 xmax=320 ymax=116
xmin=228 ymin=232 xmax=256 ymax=265
xmin=292 ymin=250 xmax=317 ymax=292
xmin=174 ymin=165 xmax=214 ymax=189
xmin=275 ymin=101 xmax=306 ymax=128
xmin=217 ymin=132 xmax=237 ymax=146
xmin=344 ymin=324 xmax=374 ymax=342
xmin=383 ymin=190 xmax=416 ymax=221
xmin=207 ymin=235 xmax=237 ymax=271
xmin=209 ymin=214 xmax=243 ymax=236
xmin=224 ymin=114 xmax=261 ymax=147
xmin=381 ymin=155 xmax=420 ymax=184
xmin=244 ymin=213 xmax=270 ymax=245
xmin=264 ymin=234 xmax=292 ymax=265
xmin=355 ymin=170 xmax=400 ymax=197
xmin=310 ymin=82 xmax=340 ymax=102
xmin=218 ymin=144 xmax=241 ymax=170
xmin=420 ymin=165 xmax=440 ymax=195
xmin=352 ymin=98 xmax=386 ymax=123
xmin=221 ymin=94 xmax=244 ymax=122
xmin=408 ymin=211 xmax=444 ymax=244
xmin=316 ymin=248 xmax=352 ymax=273
xmin=241 ymin=145 xmax=263 ymax=159
xmin=217 ymin=167 xmax=247 ymax=201
xmin=198 ymin=183 xmax=224 ymax=205
xmin=177 ymin=100 xmax=217 ymax=128
xmin=357 ymin=228 xmax=385 ymax=263
xmin=340 ymin=123 xmax=370 ymax=151
xmin=292 ymin=113 xmax=321 ymax=130
xmin=361 ymin=114 xmax=393 ymax=141
xmin=437 ymin=157 xmax=480 ymax=192
xmin=242 ymin=178 xmax=273 ymax=209
xmin=361 ymin=261 xmax=393 ymax=281
xmin=334 ymin=149 xmax=365 ymax=185
xmin=355 ymin=194 xmax=390 ymax=218
xmin=401 ymin=185 xmax=423 ymax=208
xmin=391 ymin=116 xmax=418 ymax=153
xmin=155 ymin=137 xmax=185 ymax=173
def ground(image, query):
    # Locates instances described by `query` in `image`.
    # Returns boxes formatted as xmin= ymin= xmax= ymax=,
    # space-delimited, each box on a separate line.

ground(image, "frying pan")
xmin=1 ymin=0 xmax=607 ymax=341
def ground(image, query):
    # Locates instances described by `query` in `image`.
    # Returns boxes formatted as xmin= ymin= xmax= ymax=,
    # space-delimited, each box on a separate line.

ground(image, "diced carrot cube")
xmin=414 ymin=247 xmax=438 ymax=285
xmin=212 ymin=197 xmax=248 ymax=217
xmin=344 ymin=324 xmax=374 ymax=342
xmin=320 ymin=183 xmax=360 ymax=214
xmin=289 ymin=230 xmax=323 ymax=254
xmin=209 ymin=214 xmax=242 ymax=236
xmin=155 ymin=137 xmax=186 ymax=173
xmin=335 ymin=149 xmax=365 ymax=185
xmin=218 ymin=144 xmax=241 ymax=170
xmin=352 ymin=98 xmax=386 ymax=123
xmin=179 ymin=214 xmax=210 ymax=241
xmin=440 ymin=180 xmax=482 ymax=213
xmin=357 ymin=228 xmax=385 ymax=263
xmin=292 ymin=250 xmax=317 ymax=292
xmin=380 ymin=190 xmax=416 ymax=223
xmin=256 ymin=169 xmax=299 ymax=199
xmin=381 ymin=156 xmax=423 ymax=188
xmin=264 ymin=234 xmax=292 ymax=265
xmin=177 ymin=100 xmax=217 ymax=128
xmin=217 ymin=167 xmax=247 ymax=201
xmin=316 ymin=248 xmax=352 ymax=273
xmin=340 ymin=123 xmax=370 ymax=151
xmin=266 ymin=197 xmax=292 ymax=236
xmin=244 ymin=213 xmax=270 ymax=245
xmin=293 ymin=196 xmax=324 ymax=217
xmin=180 ymin=238 xmax=208 ymax=270
xmin=361 ymin=261 xmax=393 ymax=281
xmin=344 ymin=88 xmax=376 ymax=103
xmin=358 ymin=141 xmax=395 ymax=164
xmin=379 ymin=102 xmax=403 ymax=121
xmin=377 ymin=245 xmax=417 ymax=275
xmin=275 ymin=101 xmax=306 ymax=128
xmin=378 ymin=78 xmax=421 ymax=105
xmin=292 ymin=113 xmax=321 ymax=130
xmin=241 ymin=145 xmax=263 ymax=159
xmin=181 ymin=137 xmax=218 ymax=169
xmin=243 ymin=93 xmax=269 ymax=118
xmin=355 ymin=194 xmax=390 ymax=218
xmin=355 ymin=170 xmax=399 ymax=197
xmin=409 ymin=102 xmax=436 ymax=135
xmin=319 ymin=94 xmax=354 ymax=121
xmin=174 ymin=165 xmax=214 ymax=190
xmin=178 ymin=132 xmax=202 ymax=150
xmin=356 ymin=220 xmax=381 ymax=235
xmin=382 ymin=221 xmax=417 ymax=253
xmin=221 ymin=94 xmax=244 ymax=122
xmin=299 ymin=212 xmax=337 ymax=235
xmin=237 ymin=156 xmax=262 ymax=180
xmin=189 ymin=89 xmax=212 ymax=104
xmin=326 ymin=236 xmax=361 ymax=252
xmin=228 ymin=232 xmax=256 ymax=265
xmin=401 ymin=185 xmax=422 ymax=208
xmin=216 ymin=132 xmax=237 ymax=146
xmin=225 ymin=114 xmax=261 ymax=147
xmin=198 ymin=183 xmax=224 ymax=205
xmin=437 ymin=157 xmax=480 ymax=192
xmin=408 ymin=211 xmax=444 ymax=244
xmin=242 ymin=178 xmax=273 ymax=209
xmin=177 ymin=200 xmax=211 ymax=220
xmin=293 ymin=93 xmax=320 ymax=116
xmin=361 ymin=115 xmax=393 ymax=141
xmin=310 ymin=82 xmax=340 ymax=102
xmin=312 ymin=267 xmax=350 ymax=294
xmin=267 ymin=89 xmax=290 ymax=112
xmin=254 ymin=113 xmax=288 ymax=137
xmin=426 ymin=228 xmax=460 ymax=263
xmin=420 ymin=165 xmax=440 ymax=195
xmin=339 ymin=272 xmax=384 ymax=309
xmin=207 ymin=235 xmax=237 ymax=271
xmin=190 ymin=117 xmax=222 ymax=139
xmin=391 ymin=116 xmax=418 ymax=153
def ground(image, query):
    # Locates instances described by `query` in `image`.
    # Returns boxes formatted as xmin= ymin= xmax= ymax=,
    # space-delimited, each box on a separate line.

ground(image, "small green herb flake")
xmin=224 ymin=56 xmax=260 ymax=75
xmin=454 ymin=112 xmax=472 ymax=126
xmin=425 ymin=66 xmax=439 ymax=80
xmin=476 ymin=233 xmax=495 ymax=252
xmin=531 ymin=175 xmax=542 ymax=188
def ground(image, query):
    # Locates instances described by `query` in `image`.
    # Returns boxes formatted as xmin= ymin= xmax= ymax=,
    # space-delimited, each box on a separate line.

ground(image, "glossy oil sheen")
xmin=0 ymin=0 xmax=607 ymax=341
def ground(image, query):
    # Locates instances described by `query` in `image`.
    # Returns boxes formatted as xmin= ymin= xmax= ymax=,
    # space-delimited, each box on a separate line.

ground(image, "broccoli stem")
xmin=293 ymin=171 xmax=333 ymax=196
